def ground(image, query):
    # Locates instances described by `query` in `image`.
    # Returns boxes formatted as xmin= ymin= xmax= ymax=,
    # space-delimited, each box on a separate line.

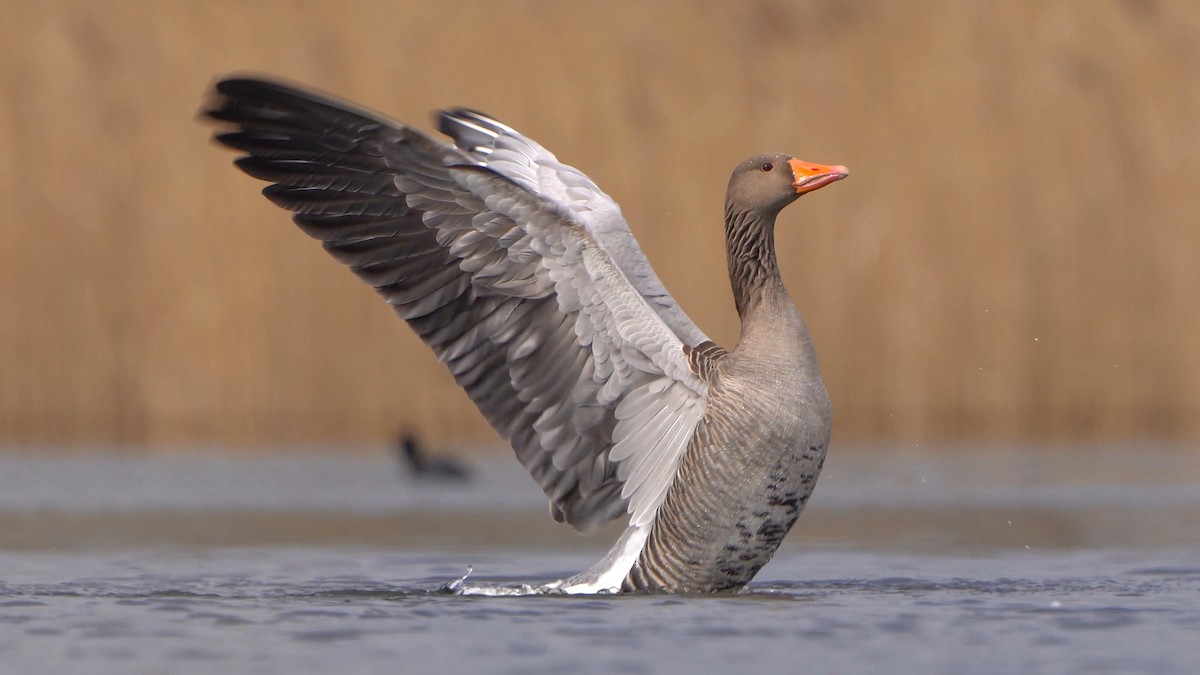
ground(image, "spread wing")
xmin=436 ymin=108 xmax=710 ymax=348
xmin=205 ymin=77 xmax=710 ymax=532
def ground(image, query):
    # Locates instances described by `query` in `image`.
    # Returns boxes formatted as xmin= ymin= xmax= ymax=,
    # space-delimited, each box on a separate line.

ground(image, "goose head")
xmin=727 ymin=153 xmax=849 ymax=215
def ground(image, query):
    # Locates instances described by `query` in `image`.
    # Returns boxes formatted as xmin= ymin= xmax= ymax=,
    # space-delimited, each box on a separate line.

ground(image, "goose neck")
xmin=724 ymin=204 xmax=782 ymax=321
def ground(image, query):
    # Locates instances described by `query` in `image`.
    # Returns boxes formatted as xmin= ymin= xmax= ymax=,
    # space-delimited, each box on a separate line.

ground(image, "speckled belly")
xmin=623 ymin=393 xmax=830 ymax=593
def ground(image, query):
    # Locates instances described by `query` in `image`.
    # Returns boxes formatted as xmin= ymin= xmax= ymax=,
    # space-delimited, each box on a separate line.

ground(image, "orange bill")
xmin=789 ymin=158 xmax=850 ymax=194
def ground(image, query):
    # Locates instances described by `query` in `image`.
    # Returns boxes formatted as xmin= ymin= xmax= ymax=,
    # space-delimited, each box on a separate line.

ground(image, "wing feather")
xmin=206 ymin=77 xmax=713 ymax=533
xmin=438 ymin=108 xmax=710 ymax=347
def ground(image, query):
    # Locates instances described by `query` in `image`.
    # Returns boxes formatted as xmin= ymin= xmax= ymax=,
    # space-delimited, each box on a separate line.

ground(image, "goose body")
xmin=206 ymin=77 xmax=847 ymax=593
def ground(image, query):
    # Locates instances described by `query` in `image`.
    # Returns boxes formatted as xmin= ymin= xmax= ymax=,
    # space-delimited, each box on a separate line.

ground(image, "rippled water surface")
xmin=1 ymin=446 xmax=1197 ymax=674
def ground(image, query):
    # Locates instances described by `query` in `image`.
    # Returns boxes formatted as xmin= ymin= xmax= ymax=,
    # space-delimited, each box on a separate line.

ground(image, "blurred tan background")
xmin=1 ymin=0 xmax=1197 ymax=452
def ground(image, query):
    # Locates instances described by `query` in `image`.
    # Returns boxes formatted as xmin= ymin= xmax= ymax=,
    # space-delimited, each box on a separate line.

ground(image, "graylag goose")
xmin=205 ymin=77 xmax=848 ymax=594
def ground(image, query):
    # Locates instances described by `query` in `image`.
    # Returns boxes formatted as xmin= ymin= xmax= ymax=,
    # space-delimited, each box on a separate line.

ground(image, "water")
xmin=1 ymin=446 xmax=1197 ymax=674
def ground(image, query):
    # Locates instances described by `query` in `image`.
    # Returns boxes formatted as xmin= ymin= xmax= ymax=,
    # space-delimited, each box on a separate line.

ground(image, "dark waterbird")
xmin=396 ymin=432 xmax=471 ymax=482
xmin=205 ymin=76 xmax=848 ymax=593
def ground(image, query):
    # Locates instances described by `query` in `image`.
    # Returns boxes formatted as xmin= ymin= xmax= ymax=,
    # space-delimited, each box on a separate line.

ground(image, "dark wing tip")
xmin=202 ymin=74 xmax=399 ymax=132
xmin=201 ymin=74 xmax=286 ymax=121
xmin=211 ymin=75 xmax=336 ymax=109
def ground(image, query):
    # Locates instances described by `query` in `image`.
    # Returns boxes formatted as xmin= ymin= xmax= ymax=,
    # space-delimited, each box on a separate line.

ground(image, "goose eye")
xmin=760 ymin=162 xmax=774 ymax=172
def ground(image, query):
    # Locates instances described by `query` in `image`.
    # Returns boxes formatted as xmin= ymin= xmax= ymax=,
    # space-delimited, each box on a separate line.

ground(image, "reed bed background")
xmin=2 ymin=1 xmax=1197 ymax=452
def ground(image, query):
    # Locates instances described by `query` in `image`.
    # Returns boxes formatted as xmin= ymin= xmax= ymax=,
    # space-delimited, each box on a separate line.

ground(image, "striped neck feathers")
xmin=723 ymin=202 xmax=782 ymax=320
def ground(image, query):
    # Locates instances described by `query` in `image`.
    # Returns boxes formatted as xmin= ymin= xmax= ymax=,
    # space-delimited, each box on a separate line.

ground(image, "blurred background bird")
xmin=395 ymin=431 xmax=472 ymax=483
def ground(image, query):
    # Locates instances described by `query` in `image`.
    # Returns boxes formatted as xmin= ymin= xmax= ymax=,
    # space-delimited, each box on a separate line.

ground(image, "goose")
xmin=205 ymin=76 xmax=848 ymax=593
